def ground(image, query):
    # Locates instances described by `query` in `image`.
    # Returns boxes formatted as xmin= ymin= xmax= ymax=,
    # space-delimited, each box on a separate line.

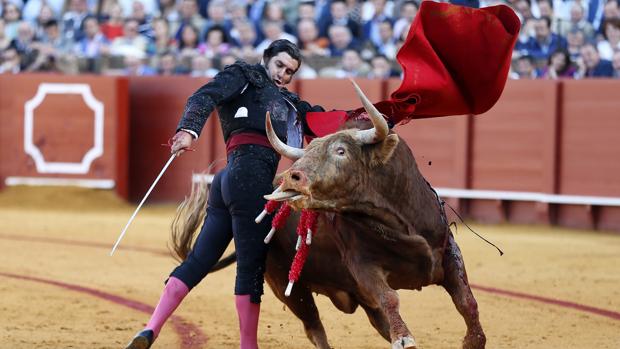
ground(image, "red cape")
xmin=307 ymin=2 xmax=520 ymax=137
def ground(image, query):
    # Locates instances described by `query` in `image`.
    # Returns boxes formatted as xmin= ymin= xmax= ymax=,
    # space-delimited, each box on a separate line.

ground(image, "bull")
xmin=172 ymin=81 xmax=485 ymax=349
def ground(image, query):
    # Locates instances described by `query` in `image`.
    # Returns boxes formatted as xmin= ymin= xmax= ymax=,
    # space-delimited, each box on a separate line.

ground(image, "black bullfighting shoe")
xmin=124 ymin=329 xmax=154 ymax=349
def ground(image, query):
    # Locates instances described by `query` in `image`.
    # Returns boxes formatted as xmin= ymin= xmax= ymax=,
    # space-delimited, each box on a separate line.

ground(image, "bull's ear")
xmin=370 ymin=134 xmax=399 ymax=166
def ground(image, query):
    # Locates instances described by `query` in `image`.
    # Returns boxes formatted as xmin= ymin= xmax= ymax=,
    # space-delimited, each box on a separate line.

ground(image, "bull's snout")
xmin=287 ymin=169 xmax=308 ymax=187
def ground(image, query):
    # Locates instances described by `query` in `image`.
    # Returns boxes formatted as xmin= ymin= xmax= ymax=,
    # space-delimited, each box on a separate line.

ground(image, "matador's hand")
xmin=171 ymin=130 xmax=194 ymax=155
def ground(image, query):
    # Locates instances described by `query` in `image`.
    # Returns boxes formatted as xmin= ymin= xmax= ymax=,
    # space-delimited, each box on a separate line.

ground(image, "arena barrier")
xmin=0 ymin=74 xmax=129 ymax=198
xmin=0 ymin=75 xmax=618 ymax=232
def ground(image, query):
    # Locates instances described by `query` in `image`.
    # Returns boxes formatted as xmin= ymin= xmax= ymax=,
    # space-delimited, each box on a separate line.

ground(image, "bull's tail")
xmin=169 ymin=177 xmax=209 ymax=262
xmin=211 ymin=251 xmax=237 ymax=271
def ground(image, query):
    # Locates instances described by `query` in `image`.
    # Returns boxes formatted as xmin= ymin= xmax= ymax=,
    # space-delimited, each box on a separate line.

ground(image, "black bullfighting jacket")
xmin=177 ymin=61 xmax=322 ymax=142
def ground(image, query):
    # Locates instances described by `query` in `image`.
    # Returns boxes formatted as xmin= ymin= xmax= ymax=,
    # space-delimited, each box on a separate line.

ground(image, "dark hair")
xmin=517 ymin=54 xmax=535 ymax=63
xmin=205 ymin=24 xmax=228 ymax=43
xmin=44 ymin=19 xmax=59 ymax=28
xmin=603 ymin=18 xmax=620 ymax=40
xmin=80 ymin=15 xmax=97 ymax=31
xmin=539 ymin=16 xmax=552 ymax=29
xmin=548 ymin=49 xmax=571 ymax=75
xmin=262 ymin=39 xmax=302 ymax=65
xmin=402 ymin=0 xmax=420 ymax=9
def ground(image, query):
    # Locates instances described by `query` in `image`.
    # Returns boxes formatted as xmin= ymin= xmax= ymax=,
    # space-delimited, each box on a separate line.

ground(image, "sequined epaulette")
xmin=233 ymin=61 xmax=268 ymax=88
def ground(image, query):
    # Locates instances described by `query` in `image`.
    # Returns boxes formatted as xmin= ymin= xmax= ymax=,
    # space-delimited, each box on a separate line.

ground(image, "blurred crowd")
xmin=0 ymin=0 xmax=619 ymax=79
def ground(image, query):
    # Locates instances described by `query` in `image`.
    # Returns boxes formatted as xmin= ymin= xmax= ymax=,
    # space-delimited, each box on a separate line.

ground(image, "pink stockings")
xmin=145 ymin=276 xmax=189 ymax=338
xmin=143 ymin=277 xmax=260 ymax=348
xmin=235 ymin=294 xmax=260 ymax=349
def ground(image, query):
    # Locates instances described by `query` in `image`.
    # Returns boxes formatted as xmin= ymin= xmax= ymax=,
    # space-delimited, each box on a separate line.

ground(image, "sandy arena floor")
xmin=0 ymin=186 xmax=618 ymax=349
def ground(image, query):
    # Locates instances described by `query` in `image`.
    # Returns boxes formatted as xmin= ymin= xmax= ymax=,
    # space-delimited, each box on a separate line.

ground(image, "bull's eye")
xmin=336 ymin=147 xmax=346 ymax=156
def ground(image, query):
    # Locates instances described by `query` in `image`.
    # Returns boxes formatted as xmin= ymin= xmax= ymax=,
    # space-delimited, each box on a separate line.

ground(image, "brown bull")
xmin=172 ymin=81 xmax=485 ymax=349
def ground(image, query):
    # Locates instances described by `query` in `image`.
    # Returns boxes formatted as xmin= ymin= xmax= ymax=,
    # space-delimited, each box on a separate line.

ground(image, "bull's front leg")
xmin=350 ymin=265 xmax=417 ymax=349
xmin=441 ymin=233 xmax=486 ymax=349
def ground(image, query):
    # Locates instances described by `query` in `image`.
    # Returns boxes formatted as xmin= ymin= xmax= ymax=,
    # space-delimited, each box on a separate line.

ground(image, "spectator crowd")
xmin=1 ymin=0 xmax=619 ymax=78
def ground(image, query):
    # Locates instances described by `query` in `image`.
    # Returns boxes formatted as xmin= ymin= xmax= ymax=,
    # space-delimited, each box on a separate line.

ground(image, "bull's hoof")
xmin=124 ymin=329 xmax=154 ymax=349
xmin=463 ymin=332 xmax=486 ymax=349
xmin=391 ymin=336 xmax=416 ymax=349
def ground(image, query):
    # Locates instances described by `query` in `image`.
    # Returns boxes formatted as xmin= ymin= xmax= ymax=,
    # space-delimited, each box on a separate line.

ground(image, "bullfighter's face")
xmin=265 ymin=52 xmax=300 ymax=88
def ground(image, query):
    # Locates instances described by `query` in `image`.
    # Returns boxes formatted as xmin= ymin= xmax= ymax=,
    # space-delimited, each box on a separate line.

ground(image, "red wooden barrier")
xmin=0 ymin=74 xmax=129 ymax=198
xmin=2 ymin=75 xmax=619 ymax=233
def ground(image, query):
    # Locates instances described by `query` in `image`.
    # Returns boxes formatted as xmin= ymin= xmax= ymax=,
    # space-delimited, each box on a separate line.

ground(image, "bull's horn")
xmin=350 ymin=79 xmax=389 ymax=144
xmin=265 ymin=111 xmax=305 ymax=160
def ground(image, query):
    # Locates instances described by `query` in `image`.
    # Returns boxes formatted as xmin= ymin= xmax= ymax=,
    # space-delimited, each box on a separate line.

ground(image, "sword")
xmin=110 ymin=153 xmax=177 ymax=256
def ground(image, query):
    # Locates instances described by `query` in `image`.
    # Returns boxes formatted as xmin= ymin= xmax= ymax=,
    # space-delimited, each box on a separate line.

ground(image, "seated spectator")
xmin=539 ymin=49 xmax=577 ymax=79
xmin=9 ymin=21 xmax=38 ymax=71
xmin=513 ymin=54 xmax=539 ymax=79
xmin=130 ymin=0 xmax=154 ymax=39
xmin=123 ymin=49 xmax=156 ymax=75
xmin=215 ymin=53 xmax=237 ymax=69
xmin=62 ymin=0 xmax=91 ymax=41
xmin=513 ymin=0 xmax=536 ymax=50
xmin=297 ymin=18 xmax=329 ymax=57
xmin=320 ymin=0 xmax=361 ymax=39
xmin=319 ymin=48 xmax=370 ymax=78
xmin=0 ymin=19 xmax=11 ymax=50
xmin=602 ymin=0 xmax=620 ymax=31
xmin=0 ymin=46 xmax=21 ymax=73
xmin=255 ymin=20 xmax=297 ymax=53
xmin=110 ymin=18 xmax=148 ymax=56
xmin=32 ymin=4 xmax=56 ymax=39
xmin=261 ymin=1 xmax=295 ymax=35
xmin=202 ymin=0 xmax=233 ymax=41
xmin=362 ymin=0 xmax=394 ymax=47
xmin=174 ymin=0 xmax=206 ymax=43
xmin=158 ymin=51 xmax=187 ymax=75
xmin=158 ymin=0 xmax=180 ymax=30
xmin=229 ymin=0 xmax=250 ymax=27
xmin=344 ymin=0 xmax=363 ymax=26
xmin=612 ymin=50 xmax=620 ymax=77
xmin=597 ymin=18 xmax=620 ymax=60
xmin=229 ymin=20 xmax=261 ymax=63
xmin=556 ymin=3 xmax=595 ymax=40
xmin=327 ymin=24 xmax=359 ymax=57
xmin=189 ymin=54 xmax=218 ymax=77
xmin=118 ymin=0 xmax=158 ymax=19
xmin=22 ymin=0 xmax=63 ymax=23
xmin=176 ymin=23 xmax=201 ymax=61
xmin=74 ymin=16 xmax=109 ymax=72
xmin=147 ymin=18 xmax=174 ymax=57
xmin=296 ymin=0 xmax=316 ymax=24
xmin=393 ymin=0 xmax=418 ymax=41
xmin=536 ymin=0 xmax=554 ymax=24
xmin=32 ymin=19 xmax=78 ymax=73
xmin=230 ymin=18 xmax=258 ymax=47
xmin=368 ymin=54 xmax=399 ymax=79
xmin=566 ymin=28 xmax=585 ymax=61
xmin=2 ymin=3 xmax=22 ymax=40
xmin=521 ymin=16 xmax=567 ymax=63
xmin=100 ymin=3 xmax=124 ymax=41
xmin=578 ymin=43 xmax=614 ymax=77
xmin=373 ymin=19 xmax=397 ymax=59
xmin=199 ymin=25 xmax=231 ymax=59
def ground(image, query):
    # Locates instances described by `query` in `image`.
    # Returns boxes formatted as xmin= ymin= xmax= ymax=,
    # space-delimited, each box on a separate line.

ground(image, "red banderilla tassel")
xmin=264 ymin=203 xmax=291 ymax=244
xmin=255 ymin=199 xmax=282 ymax=224
xmin=285 ymin=210 xmax=319 ymax=296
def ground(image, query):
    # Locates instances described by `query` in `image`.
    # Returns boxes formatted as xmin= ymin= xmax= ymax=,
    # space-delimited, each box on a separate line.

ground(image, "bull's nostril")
xmin=291 ymin=173 xmax=301 ymax=181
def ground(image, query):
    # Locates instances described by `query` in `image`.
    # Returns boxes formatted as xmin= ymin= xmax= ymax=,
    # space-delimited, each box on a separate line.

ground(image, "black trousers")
xmin=170 ymin=144 xmax=279 ymax=303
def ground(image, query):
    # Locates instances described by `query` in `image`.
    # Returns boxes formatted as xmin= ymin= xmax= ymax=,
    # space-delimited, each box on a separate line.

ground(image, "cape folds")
xmin=307 ymin=2 xmax=520 ymax=137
